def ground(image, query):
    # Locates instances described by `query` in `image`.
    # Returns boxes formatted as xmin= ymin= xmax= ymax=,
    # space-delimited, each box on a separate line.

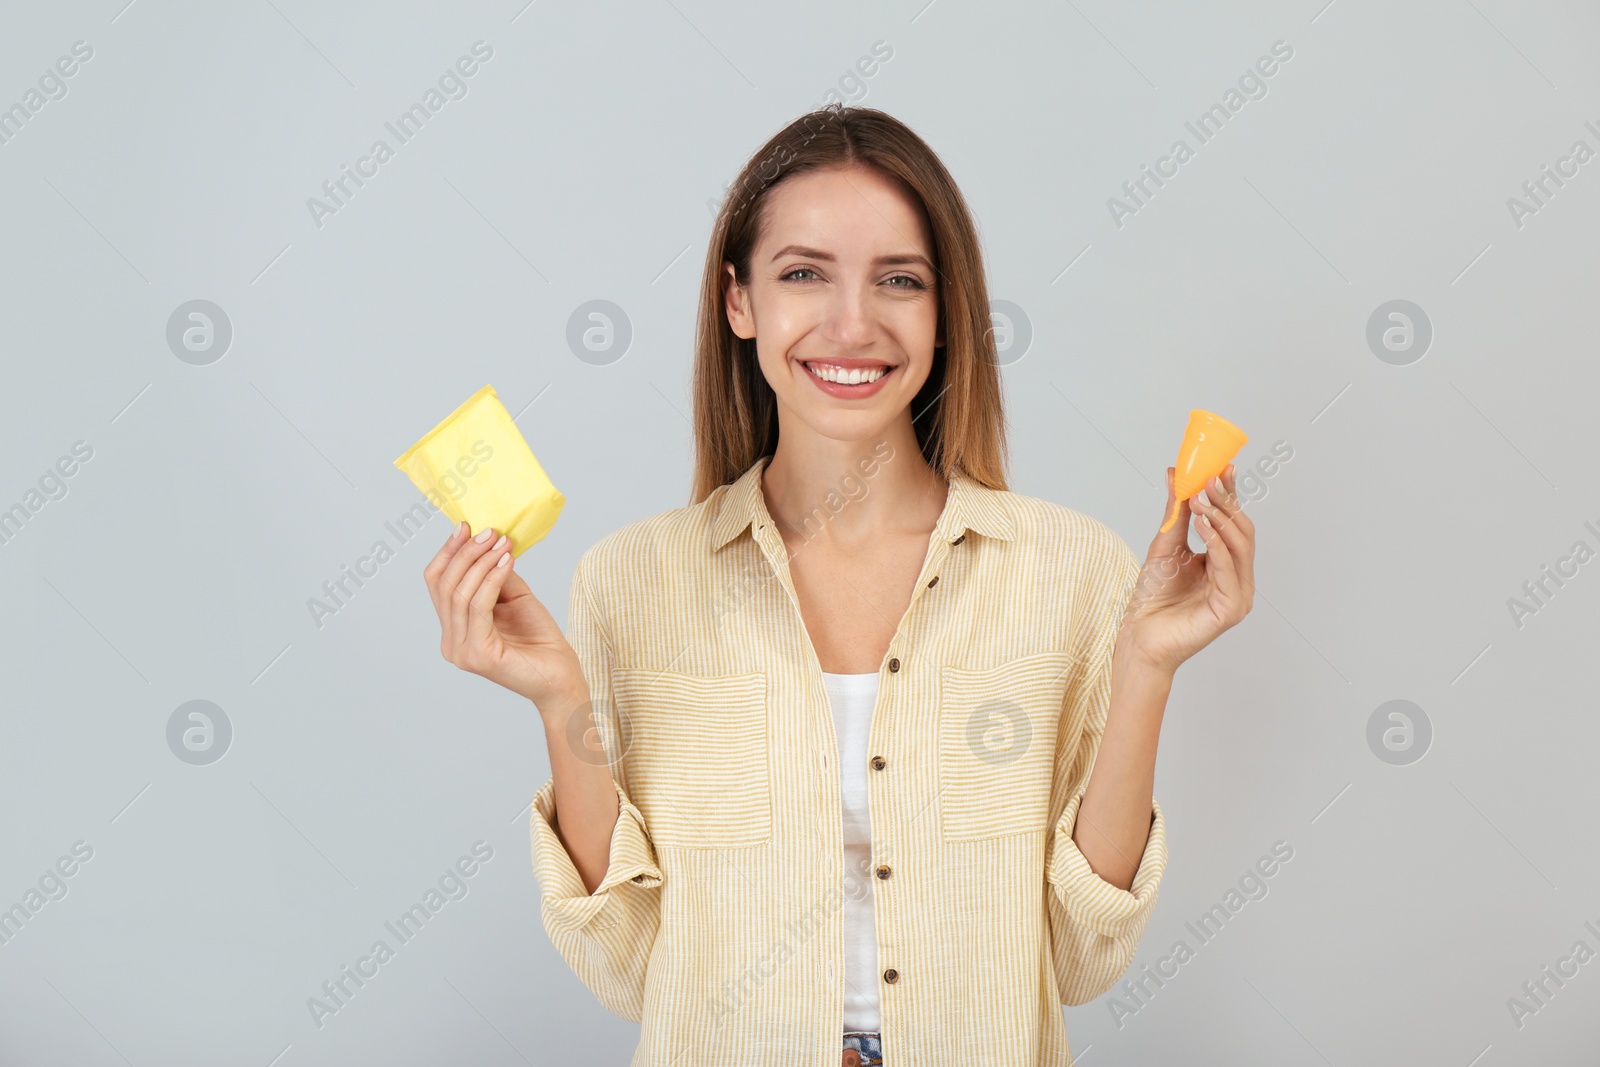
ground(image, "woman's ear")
xmin=723 ymin=261 xmax=754 ymax=340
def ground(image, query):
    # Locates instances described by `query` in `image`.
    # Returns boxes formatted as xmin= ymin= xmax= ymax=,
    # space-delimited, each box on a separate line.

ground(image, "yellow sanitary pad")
xmin=392 ymin=384 xmax=564 ymax=558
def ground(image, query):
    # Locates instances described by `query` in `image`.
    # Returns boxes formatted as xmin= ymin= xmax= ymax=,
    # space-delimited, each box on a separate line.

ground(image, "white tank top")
xmin=822 ymin=671 xmax=882 ymax=1033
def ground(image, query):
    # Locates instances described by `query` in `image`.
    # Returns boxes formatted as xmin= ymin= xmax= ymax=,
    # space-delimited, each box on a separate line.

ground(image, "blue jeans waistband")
xmin=842 ymin=1031 xmax=883 ymax=1065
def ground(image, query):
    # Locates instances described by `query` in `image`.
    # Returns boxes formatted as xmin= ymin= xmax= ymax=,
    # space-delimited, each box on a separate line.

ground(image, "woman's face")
xmin=724 ymin=163 xmax=943 ymax=441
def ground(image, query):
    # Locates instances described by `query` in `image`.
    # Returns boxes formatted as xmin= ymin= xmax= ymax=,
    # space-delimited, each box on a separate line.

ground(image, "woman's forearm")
xmin=1071 ymin=640 xmax=1173 ymax=891
xmin=539 ymin=688 xmax=623 ymax=896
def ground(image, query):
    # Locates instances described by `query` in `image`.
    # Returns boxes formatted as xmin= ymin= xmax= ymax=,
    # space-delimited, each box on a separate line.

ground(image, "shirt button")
xmin=870 ymin=755 xmax=886 ymax=770
xmin=887 ymin=658 xmax=900 ymax=673
xmin=875 ymin=864 xmax=891 ymax=880
xmin=951 ymin=534 xmax=965 ymax=545
xmin=883 ymin=968 xmax=899 ymax=983
xmin=926 ymin=575 xmax=938 ymax=589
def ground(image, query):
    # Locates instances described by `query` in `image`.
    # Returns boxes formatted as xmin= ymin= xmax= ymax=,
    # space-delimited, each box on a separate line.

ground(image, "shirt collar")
xmin=709 ymin=453 xmax=1016 ymax=552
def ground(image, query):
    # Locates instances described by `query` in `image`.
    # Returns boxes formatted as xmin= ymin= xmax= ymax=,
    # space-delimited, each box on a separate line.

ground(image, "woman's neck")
xmin=760 ymin=440 xmax=948 ymax=553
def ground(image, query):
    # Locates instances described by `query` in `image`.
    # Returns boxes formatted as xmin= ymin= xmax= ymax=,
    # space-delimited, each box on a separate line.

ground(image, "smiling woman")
xmin=423 ymin=102 xmax=1257 ymax=1066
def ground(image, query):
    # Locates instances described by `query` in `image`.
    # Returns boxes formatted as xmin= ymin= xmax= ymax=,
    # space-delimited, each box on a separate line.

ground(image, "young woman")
xmin=422 ymin=104 xmax=1255 ymax=1066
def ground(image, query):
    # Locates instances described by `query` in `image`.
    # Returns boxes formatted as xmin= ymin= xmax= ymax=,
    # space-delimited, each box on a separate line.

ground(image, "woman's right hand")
xmin=423 ymin=521 xmax=586 ymax=710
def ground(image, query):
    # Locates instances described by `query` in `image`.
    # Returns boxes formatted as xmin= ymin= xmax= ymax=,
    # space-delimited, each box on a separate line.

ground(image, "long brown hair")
xmin=689 ymin=103 xmax=1009 ymax=504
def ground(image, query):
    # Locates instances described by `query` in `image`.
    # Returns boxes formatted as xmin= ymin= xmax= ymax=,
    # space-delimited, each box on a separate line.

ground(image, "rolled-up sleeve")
xmin=530 ymin=775 xmax=663 ymax=933
xmin=1045 ymin=534 xmax=1169 ymax=1006
xmin=526 ymin=549 xmax=663 ymax=1022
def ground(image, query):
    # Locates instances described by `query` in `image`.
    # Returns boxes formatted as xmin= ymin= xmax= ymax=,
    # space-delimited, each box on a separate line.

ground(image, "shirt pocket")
xmin=937 ymin=649 xmax=1076 ymax=841
xmin=611 ymin=668 xmax=771 ymax=849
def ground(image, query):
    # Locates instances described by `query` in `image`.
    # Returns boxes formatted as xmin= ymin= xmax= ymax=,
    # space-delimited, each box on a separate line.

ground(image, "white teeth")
xmin=806 ymin=362 xmax=888 ymax=385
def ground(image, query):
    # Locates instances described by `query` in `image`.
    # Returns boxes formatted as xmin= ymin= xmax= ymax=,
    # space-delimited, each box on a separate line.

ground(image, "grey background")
xmin=1 ymin=0 xmax=1596 ymax=1063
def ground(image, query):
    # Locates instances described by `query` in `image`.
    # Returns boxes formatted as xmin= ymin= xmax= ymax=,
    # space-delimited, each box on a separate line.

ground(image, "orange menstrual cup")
xmin=1160 ymin=409 xmax=1248 ymax=533
xmin=393 ymin=384 xmax=565 ymax=558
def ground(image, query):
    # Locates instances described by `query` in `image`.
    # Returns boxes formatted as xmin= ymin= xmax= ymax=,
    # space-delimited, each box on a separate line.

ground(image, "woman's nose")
xmin=822 ymin=291 xmax=874 ymax=341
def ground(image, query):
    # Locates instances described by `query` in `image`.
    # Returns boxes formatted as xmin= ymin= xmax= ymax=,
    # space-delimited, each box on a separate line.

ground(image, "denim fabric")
xmin=842 ymin=1031 xmax=884 ymax=1065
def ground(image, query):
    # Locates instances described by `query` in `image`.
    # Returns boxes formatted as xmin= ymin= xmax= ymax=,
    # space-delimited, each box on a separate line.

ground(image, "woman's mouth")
xmin=802 ymin=361 xmax=895 ymax=398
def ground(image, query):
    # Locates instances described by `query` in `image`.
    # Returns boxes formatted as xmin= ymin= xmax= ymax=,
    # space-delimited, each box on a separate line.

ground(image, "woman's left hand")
xmin=1118 ymin=462 xmax=1257 ymax=674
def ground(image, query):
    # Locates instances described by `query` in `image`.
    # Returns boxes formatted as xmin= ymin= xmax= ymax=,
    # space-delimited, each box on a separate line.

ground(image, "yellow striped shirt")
xmin=530 ymin=453 xmax=1167 ymax=1064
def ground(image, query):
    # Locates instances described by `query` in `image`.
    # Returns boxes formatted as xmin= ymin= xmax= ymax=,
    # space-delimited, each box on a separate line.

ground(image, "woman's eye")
xmin=781 ymin=267 xmax=818 ymax=282
xmin=886 ymin=275 xmax=925 ymax=289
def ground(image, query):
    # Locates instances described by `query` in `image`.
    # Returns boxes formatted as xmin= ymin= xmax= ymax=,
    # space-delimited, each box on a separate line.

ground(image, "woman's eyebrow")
xmin=770 ymin=244 xmax=932 ymax=270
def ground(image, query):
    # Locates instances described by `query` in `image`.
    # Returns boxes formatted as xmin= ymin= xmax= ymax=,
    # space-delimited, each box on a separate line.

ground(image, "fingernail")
xmin=455 ymin=521 xmax=467 ymax=540
xmin=475 ymin=527 xmax=495 ymax=543
xmin=497 ymin=551 xmax=511 ymax=567
xmin=492 ymin=534 xmax=507 ymax=550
